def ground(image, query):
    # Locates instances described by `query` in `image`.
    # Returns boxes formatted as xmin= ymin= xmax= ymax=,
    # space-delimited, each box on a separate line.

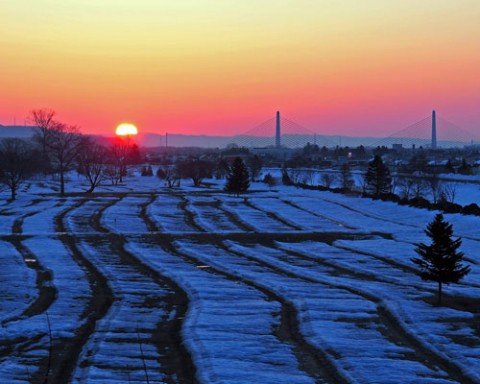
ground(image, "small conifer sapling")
xmin=411 ymin=213 xmax=470 ymax=304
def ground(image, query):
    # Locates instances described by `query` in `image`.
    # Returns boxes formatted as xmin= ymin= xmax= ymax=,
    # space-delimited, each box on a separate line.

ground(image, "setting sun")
xmin=115 ymin=123 xmax=138 ymax=136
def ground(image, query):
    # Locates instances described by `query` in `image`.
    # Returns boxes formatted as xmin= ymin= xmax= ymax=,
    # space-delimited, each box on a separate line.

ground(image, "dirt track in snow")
xmin=0 ymin=188 xmax=479 ymax=383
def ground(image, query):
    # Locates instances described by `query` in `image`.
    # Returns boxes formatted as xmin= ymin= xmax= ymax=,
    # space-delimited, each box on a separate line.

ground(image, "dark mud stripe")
xmin=155 ymin=239 xmax=346 ymax=384
xmin=36 ymin=199 xmax=115 ymax=384
xmin=269 ymin=243 xmax=479 ymax=384
xmin=92 ymin=196 xmax=198 ymax=383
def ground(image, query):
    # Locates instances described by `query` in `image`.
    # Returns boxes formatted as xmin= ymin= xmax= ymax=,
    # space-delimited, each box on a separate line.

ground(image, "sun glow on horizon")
xmin=115 ymin=123 xmax=138 ymax=136
xmin=2 ymin=2 xmax=480 ymax=136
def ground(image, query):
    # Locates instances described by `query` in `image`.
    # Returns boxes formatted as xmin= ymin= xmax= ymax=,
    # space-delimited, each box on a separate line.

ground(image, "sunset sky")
xmin=1 ymin=1 xmax=479 ymax=137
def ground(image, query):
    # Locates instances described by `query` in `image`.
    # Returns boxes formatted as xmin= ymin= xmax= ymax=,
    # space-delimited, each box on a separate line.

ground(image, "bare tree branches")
xmin=47 ymin=123 xmax=82 ymax=195
xmin=77 ymin=136 xmax=107 ymax=193
xmin=108 ymin=137 xmax=140 ymax=183
xmin=0 ymin=138 xmax=37 ymax=200
xmin=29 ymin=108 xmax=56 ymax=173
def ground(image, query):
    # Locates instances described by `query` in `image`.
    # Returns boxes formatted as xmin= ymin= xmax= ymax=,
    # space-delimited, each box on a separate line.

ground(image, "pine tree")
xmin=411 ymin=214 xmax=470 ymax=304
xmin=224 ymin=157 xmax=250 ymax=196
xmin=364 ymin=155 xmax=391 ymax=196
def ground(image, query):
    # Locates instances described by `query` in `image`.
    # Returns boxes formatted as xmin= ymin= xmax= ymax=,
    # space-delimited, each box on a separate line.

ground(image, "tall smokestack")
xmin=432 ymin=110 xmax=437 ymax=149
xmin=275 ymin=111 xmax=281 ymax=148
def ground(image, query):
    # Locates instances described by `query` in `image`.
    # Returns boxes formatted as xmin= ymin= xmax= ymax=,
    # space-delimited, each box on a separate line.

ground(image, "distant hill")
xmin=0 ymin=126 xmax=473 ymax=149
xmin=0 ymin=125 xmax=36 ymax=138
xmin=121 ymin=132 xmax=480 ymax=149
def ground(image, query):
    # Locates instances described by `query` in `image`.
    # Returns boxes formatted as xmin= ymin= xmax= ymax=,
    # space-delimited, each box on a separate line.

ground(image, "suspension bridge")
xmin=227 ymin=111 xmax=480 ymax=149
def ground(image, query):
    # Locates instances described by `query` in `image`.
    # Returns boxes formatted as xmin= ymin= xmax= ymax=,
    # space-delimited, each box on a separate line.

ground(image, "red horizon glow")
xmin=1 ymin=2 xmax=479 ymax=138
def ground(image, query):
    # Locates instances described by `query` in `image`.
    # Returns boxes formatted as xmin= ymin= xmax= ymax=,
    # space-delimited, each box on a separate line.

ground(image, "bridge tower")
xmin=431 ymin=110 xmax=437 ymax=149
xmin=275 ymin=111 xmax=281 ymax=148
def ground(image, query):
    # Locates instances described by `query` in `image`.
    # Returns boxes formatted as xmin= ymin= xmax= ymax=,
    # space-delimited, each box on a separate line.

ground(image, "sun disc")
xmin=115 ymin=123 xmax=138 ymax=136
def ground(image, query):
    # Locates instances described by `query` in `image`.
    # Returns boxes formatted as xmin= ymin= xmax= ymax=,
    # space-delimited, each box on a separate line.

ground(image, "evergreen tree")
xmin=364 ymin=155 xmax=391 ymax=195
xmin=224 ymin=157 xmax=250 ymax=196
xmin=411 ymin=214 xmax=470 ymax=304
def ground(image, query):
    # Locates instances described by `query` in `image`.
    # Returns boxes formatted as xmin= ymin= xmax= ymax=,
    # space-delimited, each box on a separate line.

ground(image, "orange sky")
xmin=1 ymin=1 xmax=480 ymax=138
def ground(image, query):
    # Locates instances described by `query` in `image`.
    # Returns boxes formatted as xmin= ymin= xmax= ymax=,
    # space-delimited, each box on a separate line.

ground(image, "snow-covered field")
xmin=0 ymin=173 xmax=479 ymax=383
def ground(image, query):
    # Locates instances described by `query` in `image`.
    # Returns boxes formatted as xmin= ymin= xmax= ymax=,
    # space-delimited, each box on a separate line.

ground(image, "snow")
xmin=0 ymin=172 xmax=479 ymax=383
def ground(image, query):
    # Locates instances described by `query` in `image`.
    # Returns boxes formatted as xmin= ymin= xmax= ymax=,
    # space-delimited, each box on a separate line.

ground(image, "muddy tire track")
xmin=209 ymin=240 xmax=350 ymax=384
xmin=38 ymin=199 xmax=115 ymax=384
xmin=214 ymin=198 xmax=256 ymax=232
xmin=280 ymin=198 xmax=358 ymax=230
xmin=256 ymin=240 xmax=478 ymax=384
xmin=157 ymin=240 xmax=343 ymax=384
xmin=5 ymin=239 xmax=57 ymax=322
xmin=178 ymin=195 xmax=206 ymax=232
xmin=142 ymin=201 xmax=345 ymax=384
xmin=244 ymin=198 xmax=302 ymax=230
xmin=76 ymin=194 xmax=197 ymax=383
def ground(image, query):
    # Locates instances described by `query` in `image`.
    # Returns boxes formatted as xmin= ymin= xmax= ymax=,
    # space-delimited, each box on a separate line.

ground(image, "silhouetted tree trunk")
xmin=30 ymin=108 xmax=56 ymax=174
xmin=108 ymin=137 xmax=138 ymax=183
xmin=77 ymin=136 xmax=107 ymax=193
xmin=47 ymin=123 xmax=82 ymax=196
xmin=176 ymin=158 xmax=214 ymax=187
xmin=0 ymin=138 xmax=37 ymax=200
xmin=248 ymin=155 xmax=263 ymax=181
xmin=340 ymin=163 xmax=354 ymax=190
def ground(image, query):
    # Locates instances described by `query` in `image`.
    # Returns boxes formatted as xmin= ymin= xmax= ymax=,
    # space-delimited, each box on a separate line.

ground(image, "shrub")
xmin=409 ymin=197 xmax=432 ymax=209
xmin=263 ymin=173 xmax=276 ymax=187
xmin=462 ymin=203 xmax=480 ymax=215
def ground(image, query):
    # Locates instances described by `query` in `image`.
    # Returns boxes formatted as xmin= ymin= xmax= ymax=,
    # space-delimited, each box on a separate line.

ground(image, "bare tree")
xmin=47 ymin=123 xmax=82 ymax=196
xmin=104 ymin=164 xmax=122 ymax=185
xmin=427 ymin=176 xmax=443 ymax=204
xmin=215 ymin=158 xmax=230 ymax=180
xmin=176 ymin=158 xmax=214 ymax=187
xmin=321 ymin=172 xmax=336 ymax=188
xmin=411 ymin=177 xmax=429 ymax=199
xmin=339 ymin=163 xmax=354 ymax=190
xmin=397 ymin=176 xmax=415 ymax=199
xmin=108 ymin=137 xmax=139 ymax=183
xmin=441 ymin=182 xmax=458 ymax=204
xmin=286 ymin=168 xmax=304 ymax=184
xmin=247 ymin=155 xmax=263 ymax=181
xmin=0 ymin=138 xmax=37 ymax=200
xmin=157 ymin=165 xmax=180 ymax=188
xmin=29 ymin=108 xmax=56 ymax=172
xmin=301 ymin=169 xmax=316 ymax=185
xmin=77 ymin=136 xmax=107 ymax=193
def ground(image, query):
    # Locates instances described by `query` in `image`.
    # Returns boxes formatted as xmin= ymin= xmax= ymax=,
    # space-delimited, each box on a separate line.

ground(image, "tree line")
xmin=0 ymin=109 xmax=259 ymax=199
xmin=0 ymin=108 xmax=141 ymax=199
